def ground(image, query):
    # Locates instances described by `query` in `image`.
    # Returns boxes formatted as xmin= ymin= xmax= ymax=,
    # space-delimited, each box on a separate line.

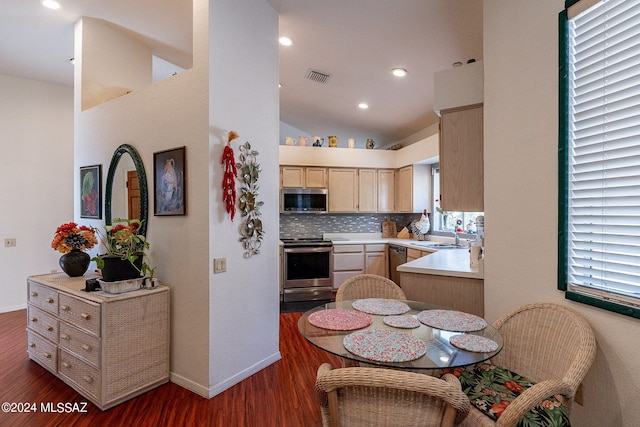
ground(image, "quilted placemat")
xmin=449 ymin=334 xmax=499 ymax=353
xmin=308 ymin=309 xmax=372 ymax=331
xmin=352 ymin=298 xmax=411 ymax=315
xmin=343 ymin=330 xmax=427 ymax=362
xmin=383 ymin=315 xmax=420 ymax=329
xmin=417 ymin=310 xmax=487 ymax=332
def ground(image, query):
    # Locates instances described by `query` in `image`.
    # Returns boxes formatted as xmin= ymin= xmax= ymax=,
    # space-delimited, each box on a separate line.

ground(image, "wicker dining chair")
xmin=335 ymin=274 xmax=406 ymax=302
xmin=315 ymin=363 xmax=470 ymax=427
xmin=455 ymin=302 xmax=597 ymax=427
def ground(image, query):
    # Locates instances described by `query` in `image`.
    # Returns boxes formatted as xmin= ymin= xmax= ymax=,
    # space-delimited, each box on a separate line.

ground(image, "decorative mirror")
xmin=105 ymin=144 xmax=149 ymax=236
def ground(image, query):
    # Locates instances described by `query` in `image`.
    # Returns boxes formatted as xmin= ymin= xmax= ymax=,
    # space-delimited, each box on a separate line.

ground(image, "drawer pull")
xmin=62 ymin=361 xmax=71 ymax=368
xmin=82 ymin=344 xmax=91 ymax=351
xmin=83 ymin=375 xmax=93 ymax=384
xmin=46 ymin=326 xmax=54 ymax=332
xmin=60 ymin=334 xmax=70 ymax=340
xmin=60 ymin=305 xmax=70 ymax=312
xmin=44 ymin=352 xmax=52 ymax=359
xmin=46 ymin=298 xmax=54 ymax=304
xmin=30 ymin=317 xmax=37 ymax=322
xmin=81 ymin=313 xmax=91 ymax=320
xmin=31 ymin=291 xmax=38 ymax=297
xmin=29 ymin=342 xmax=36 ymax=348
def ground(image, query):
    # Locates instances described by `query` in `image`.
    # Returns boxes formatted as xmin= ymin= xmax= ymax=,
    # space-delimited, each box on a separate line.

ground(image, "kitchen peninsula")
xmin=325 ymin=233 xmax=484 ymax=316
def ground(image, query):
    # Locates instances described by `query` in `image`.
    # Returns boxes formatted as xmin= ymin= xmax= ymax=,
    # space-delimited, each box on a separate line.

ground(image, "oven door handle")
xmin=283 ymin=246 xmax=332 ymax=254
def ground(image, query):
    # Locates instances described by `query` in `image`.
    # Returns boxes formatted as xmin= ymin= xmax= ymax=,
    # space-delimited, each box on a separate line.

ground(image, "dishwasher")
xmin=388 ymin=245 xmax=407 ymax=286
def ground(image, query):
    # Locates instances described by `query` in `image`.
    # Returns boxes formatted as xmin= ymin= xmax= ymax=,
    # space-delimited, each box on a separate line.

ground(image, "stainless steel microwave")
xmin=281 ymin=188 xmax=328 ymax=213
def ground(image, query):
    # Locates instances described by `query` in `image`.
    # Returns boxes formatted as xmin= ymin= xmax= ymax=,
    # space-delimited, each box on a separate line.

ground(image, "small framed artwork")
xmin=80 ymin=165 xmax=102 ymax=219
xmin=154 ymin=146 xmax=186 ymax=216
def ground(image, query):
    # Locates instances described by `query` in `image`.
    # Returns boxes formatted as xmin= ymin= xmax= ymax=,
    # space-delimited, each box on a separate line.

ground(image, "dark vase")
xmin=100 ymin=255 xmax=143 ymax=282
xmin=59 ymin=249 xmax=90 ymax=277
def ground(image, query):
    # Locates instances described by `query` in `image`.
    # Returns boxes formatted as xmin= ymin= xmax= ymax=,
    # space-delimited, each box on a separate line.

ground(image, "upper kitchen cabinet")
xmin=439 ymin=104 xmax=484 ymax=212
xmin=280 ymin=166 xmax=327 ymax=188
xmin=328 ymin=168 xmax=358 ymax=212
xmin=358 ymin=169 xmax=377 ymax=212
xmin=434 ymin=60 xmax=484 ymax=212
xmin=377 ymin=169 xmax=395 ymax=212
xmin=395 ymin=165 xmax=430 ymax=213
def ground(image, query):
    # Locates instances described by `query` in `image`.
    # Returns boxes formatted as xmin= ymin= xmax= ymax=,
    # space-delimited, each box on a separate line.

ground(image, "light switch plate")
xmin=213 ymin=257 xmax=227 ymax=273
xmin=4 ymin=238 xmax=16 ymax=247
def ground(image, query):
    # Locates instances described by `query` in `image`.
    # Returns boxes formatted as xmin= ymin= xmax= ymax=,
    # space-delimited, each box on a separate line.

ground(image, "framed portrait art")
xmin=80 ymin=165 xmax=102 ymax=219
xmin=154 ymin=146 xmax=186 ymax=216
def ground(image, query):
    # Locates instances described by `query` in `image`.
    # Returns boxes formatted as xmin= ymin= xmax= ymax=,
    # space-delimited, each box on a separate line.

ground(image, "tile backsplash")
xmin=279 ymin=213 xmax=425 ymax=239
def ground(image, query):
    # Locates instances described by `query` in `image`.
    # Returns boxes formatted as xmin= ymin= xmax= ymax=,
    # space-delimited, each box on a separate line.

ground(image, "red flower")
xmin=492 ymin=401 xmax=510 ymax=418
xmin=505 ymin=381 xmax=524 ymax=393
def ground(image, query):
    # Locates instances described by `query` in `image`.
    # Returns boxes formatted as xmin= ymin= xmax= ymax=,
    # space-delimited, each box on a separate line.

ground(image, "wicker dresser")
xmin=26 ymin=273 xmax=169 ymax=410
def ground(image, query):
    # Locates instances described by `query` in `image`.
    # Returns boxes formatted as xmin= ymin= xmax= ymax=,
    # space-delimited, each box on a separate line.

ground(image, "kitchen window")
xmin=559 ymin=0 xmax=640 ymax=318
xmin=431 ymin=165 xmax=483 ymax=235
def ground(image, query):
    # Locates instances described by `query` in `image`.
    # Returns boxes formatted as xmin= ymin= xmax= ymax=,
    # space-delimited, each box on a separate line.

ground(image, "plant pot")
xmin=59 ymin=249 xmax=90 ymax=277
xmin=100 ymin=255 xmax=143 ymax=282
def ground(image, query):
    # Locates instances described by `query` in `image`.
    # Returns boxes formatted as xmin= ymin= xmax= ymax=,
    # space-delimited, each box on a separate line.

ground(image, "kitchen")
xmin=279 ymin=60 xmax=485 ymax=315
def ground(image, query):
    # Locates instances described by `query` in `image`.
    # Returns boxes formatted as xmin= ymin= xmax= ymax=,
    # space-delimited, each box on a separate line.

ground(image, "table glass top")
xmin=298 ymin=300 xmax=503 ymax=370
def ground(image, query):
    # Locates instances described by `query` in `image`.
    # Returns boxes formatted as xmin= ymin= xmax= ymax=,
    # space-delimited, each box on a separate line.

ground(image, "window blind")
xmin=567 ymin=0 xmax=640 ymax=307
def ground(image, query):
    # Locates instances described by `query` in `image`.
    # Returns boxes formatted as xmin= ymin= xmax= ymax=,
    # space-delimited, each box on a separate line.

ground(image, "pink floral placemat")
xmin=343 ymin=330 xmax=427 ymax=362
xmin=352 ymin=298 xmax=411 ymax=315
xmin=417 ymin=310 xmax=487 ymax=332
xmin=308 ymin=309 xmax=372 ymax=331
xmin=449 ymin=334 xmax=499 ymax=353
xmin=383 ymin=315 xmax=420 ymax=329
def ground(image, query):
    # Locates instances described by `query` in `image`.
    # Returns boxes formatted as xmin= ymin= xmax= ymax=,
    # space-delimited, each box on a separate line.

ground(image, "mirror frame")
xmin=104 ymin=144 xmax=149 ymax=236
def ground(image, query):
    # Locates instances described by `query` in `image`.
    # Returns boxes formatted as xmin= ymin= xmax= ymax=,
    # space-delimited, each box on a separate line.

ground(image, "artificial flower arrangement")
xmin=51 ymin=222 xmax=98 ymax=253
xmin=92 ymin=218 xmax=155 ymax=281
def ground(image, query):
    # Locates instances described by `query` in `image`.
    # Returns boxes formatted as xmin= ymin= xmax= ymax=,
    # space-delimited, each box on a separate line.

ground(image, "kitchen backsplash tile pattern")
xmin=279 ymin=213 xmax=423 ymax=239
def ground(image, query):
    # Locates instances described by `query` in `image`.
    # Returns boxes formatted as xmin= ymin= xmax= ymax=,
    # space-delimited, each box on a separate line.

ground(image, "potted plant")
xmin=51 ymin=222 xmax=98 ymax=277
xmin=92 ymin=218 xmax=155 ymax=283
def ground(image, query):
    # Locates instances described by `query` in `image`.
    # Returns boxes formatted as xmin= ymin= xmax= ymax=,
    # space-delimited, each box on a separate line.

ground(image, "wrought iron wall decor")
xmin=237 ymin=141 xmax=263 ymax=258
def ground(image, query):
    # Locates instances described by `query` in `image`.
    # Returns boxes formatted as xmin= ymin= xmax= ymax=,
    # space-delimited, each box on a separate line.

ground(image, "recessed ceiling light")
xmin=358 ymin=103 xmax=369 ymax=109
xmin=278 ymin=36 xmax=293 ymax=47
xmin=391 ymin=68 xmax=408 ymax=77
xmin=42 ymin=0 xmax=61 ymax=10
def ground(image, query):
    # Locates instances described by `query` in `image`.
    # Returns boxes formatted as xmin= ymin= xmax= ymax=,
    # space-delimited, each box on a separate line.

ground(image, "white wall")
xmin=0 ymin=75 xmax=73 ymax=313
xmin=208 ymin=0 xmax=281 ymax=396
xmin=484 ymin=1 xmax=640 ymax=425
xmin=75 ymin=9 xmax=212 ymax=393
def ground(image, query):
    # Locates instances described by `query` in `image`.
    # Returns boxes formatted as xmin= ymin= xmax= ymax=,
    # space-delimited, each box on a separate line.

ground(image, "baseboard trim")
xmin=208 ymin=351 xmax=282 ymax=398
xmin=0 ymin=303 xmax=27 ymax=314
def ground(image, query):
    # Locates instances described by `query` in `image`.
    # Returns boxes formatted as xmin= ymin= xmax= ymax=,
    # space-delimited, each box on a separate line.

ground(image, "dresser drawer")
xmin=59 ymin=294 xmax=101 ymax=336
xmin=59 ymin=322 xmax=101 ymax=368
xmin=27 ymin=305 xmax=58 ymax=343
xmin=59 ymin=349 xmax=102 ymax=400
xmin=28 ymin=281 xmax=58 ymax=314
xmin=26 ymin=329 xmax=57 ymax=373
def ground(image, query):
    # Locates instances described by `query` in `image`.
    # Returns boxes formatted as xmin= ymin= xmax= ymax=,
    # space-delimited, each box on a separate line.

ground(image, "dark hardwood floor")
xmin=0 ymin=309 xmax=340 ymax=427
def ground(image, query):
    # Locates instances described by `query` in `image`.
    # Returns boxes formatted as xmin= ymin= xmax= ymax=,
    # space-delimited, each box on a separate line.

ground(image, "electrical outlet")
xmin=213 ymin=257 xmax=227 ymax=273
xmin=4 ymin=238 xmax=16 ymax=247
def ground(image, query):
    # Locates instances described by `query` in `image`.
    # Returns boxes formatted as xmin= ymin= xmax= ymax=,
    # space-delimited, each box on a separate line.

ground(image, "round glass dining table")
xmin=298 ymin=300 xmax=503 ymax=370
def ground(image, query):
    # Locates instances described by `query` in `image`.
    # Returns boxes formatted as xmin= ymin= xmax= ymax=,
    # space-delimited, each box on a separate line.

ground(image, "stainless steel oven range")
xmin=281 ymin=238 xmax=333 ymax=302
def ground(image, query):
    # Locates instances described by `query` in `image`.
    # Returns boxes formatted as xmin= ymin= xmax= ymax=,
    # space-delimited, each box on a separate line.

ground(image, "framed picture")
xmin=80 ymin=165 xmax=102 ymax=219
xmin=154 ymin=146 xmax=186 ymax=216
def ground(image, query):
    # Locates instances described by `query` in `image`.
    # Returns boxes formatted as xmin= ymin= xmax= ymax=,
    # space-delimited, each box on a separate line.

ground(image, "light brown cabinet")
xmin=377 ymin=169 xmax=395 ymax=212
xmin=328 ymin=168 xmax=358 ymax=212
xmin=365 ymin=244 xmax=388 ymax=277
xmin=280 ymin=166 xmax=327 ymax=188
xmin=358 ymin=169 xmax=377 ymax=212
xmin=332 ymin=244 xmax=365 ymax=289
xmin=439 ymin=104 xmax=483 ymax=212
xmin=407 ymin=248 xmax=430 ymax=262
xmin=395 ymin=164 xmax=430 ymax=213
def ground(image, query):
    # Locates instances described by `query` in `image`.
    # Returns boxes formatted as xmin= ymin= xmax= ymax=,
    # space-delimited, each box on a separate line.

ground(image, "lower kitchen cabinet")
xmin=399 ymin=272 xmax=484 ymax=317
xmin=365 ymin=244 xmax=388 ymax=277
xmin=332 ymin=245 xmax=364 ymax=289
xmin=26 ymin=273 xmax=169 ymax=410
xmin=407 ymin=248 xmax=430 ymax=262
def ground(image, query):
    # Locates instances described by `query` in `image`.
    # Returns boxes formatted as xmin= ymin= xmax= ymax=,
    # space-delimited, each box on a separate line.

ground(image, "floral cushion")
xmin=444 ymin=363 xmax=571 ymax=426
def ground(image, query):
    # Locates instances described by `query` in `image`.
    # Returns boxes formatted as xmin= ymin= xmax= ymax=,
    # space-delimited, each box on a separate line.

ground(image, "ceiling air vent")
xmin=306 ymin=69 xmax=331 ymax=84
